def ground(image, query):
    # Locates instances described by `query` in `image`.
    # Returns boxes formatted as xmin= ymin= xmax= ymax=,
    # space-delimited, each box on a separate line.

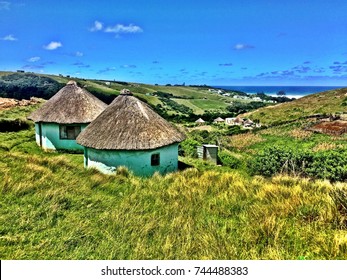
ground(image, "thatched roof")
xmin=28 ymin=81 xmax=107 ymax=124
xmin=76 ymin=89 xmax=186 ymax=150
xmin=214 ymin=117 xmax=225 ymax=122
xmin=195 ymin=118 xmax=205 ymax=123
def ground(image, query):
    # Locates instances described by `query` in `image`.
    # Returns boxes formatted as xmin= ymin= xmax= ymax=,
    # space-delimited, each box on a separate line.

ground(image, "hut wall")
xmin=197 ymin=145 xmax=218 ymax=164
xmin=35 ymin=123 xmax=87 ymax=151
xmin=84 ymin=143 xmax=179 ymax=176
xmin=34 ymin=123 xmax=41 ymax=146
xmin=205 ymin=146 xmax=218 ymax=164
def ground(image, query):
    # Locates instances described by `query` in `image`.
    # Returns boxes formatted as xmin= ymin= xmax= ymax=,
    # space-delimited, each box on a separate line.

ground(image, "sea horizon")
xmin=213 ymin=85 xmax=345 ymax=98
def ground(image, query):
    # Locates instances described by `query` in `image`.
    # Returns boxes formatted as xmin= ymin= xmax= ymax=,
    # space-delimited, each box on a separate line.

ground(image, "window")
xmin=59 ymin=125 xmax=81 ymax=140
xmin=151 ymin=153 xmax=160 ymax=166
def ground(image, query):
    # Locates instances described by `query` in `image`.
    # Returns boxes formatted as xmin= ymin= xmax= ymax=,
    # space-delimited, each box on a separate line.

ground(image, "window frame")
xmin=59 ymin=125 xmax=81 ymax=140
xmin=151 ymin=153 xmax=160 ymax=166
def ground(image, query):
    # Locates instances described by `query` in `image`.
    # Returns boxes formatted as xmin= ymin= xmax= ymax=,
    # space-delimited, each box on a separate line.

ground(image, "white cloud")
xmin=44 ymin=41 xmax=62 ymax=50
xmin=0 ymin=1 xmax=10 ymax=10
xmin=233 ymin=43 xmax=255 ymax=50
xmin=75 ymin=51 xmax=83 ymax=57
xmin=90 ymin=20 xmax=103 ymax=32
xmin=28 ymin=56 xmax=40 ymax=62
xmin=105 ymin=24 xmax=143 ymax=34
xmin=1 ymin=34 xmax=17 ymax=41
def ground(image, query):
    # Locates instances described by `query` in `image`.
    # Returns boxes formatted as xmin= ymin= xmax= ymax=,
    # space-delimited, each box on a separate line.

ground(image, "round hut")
xmin=213 ymin=117 xmax=225 ymax=123
xmin=28 ymin=81 xmax=107 ymax=151
xmin=195 ymin=118 xmax=205 ymax=125
xmin=76 ymin=89 xmax=186 ymax=176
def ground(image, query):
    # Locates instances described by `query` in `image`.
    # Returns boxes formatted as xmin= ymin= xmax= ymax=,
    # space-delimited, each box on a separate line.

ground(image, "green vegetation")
xmin=1 ymin=74 xmax=347 ymax=259
xmin=0 ymin=71 xmax=291 ymax=121
xmin=244 ymin=87 xmax=347 ymax=125
xmin=0 ymin=73 xmax=63 ymax=100
xmin=1 ymin=126 xmax=347 ymax=259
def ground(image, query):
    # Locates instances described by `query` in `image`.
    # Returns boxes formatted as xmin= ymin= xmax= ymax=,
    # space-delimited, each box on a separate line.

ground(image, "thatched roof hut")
xmin=77 ymin=89 xmax=185 ymax=150
xmin=28 ymin=80 xmax=107 ymax=124
xmin=28 ymin=81 xmax=107 ymax=151
xmin=213 ymin=117 xmax=225 ymax=123
xmin=195 ymin=118 xmax=205 ymax=124
xmin=77 ymin=89 xmax=186 ymax=176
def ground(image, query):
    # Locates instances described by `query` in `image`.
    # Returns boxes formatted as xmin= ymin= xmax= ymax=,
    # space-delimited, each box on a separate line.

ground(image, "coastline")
xmin=214 ymin=85 xmax=343 ymax=98
xmin=268 ymin=94 xmax=303 ymax=99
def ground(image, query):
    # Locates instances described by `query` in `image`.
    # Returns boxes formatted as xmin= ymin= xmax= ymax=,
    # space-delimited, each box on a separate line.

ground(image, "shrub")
xmin=0 ymin=119 xmax=31 ymax=132
xmin=250 ymin=146 xmax=312 ymax=177
xmin=225 ymin=125 xmax=243 ymax=136
xmin=179 ymin=138 xmax=201 ymax=157
xmin=218 ymin=150 xmax=241 ymax=169
xmin=251 ymin=146 xmax=347 ymax=182
xmin=306 ymin=149 xmax=347 ymax=181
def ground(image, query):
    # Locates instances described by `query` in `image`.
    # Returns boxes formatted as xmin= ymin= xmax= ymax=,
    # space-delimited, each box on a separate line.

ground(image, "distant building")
xmin=195 ymin=118 xmax=206 ymax=125
xmin=243 ymin=119 xmax=254 ymax=127
xmin=28 ymin=81 xmax=107 ymax=151
xmin=225 ymin=117 xmax=260 ymax=128
xmin=213 ymin=117 xmax=225 ymax=123
xmin=225 ymin=117 xmax=244 ymax=126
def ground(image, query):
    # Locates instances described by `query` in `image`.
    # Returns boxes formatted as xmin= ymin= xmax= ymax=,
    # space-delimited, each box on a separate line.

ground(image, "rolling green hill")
xmin=242 ymin=87 xmax=347 ymax=125
xmin=0 ymin=71 xmax=238 ymax=116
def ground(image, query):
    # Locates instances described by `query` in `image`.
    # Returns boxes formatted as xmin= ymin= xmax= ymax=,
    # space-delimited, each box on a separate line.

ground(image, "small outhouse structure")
xmin=28 ymin=81 xmax=107 ymax=151
xmin=76 ymin=89 xmax=186 ymax=176
xmin=197 ymin=144 xmax=219 ymax=164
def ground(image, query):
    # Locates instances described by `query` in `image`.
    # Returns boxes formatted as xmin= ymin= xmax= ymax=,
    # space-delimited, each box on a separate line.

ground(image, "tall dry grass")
xmin=1 ymin=145 xmax=347 ymax=259
xmin=1 ymin=127 xmax=347 ymax=259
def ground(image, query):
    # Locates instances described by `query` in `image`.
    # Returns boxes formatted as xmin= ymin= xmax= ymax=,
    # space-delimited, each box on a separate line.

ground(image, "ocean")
xmin=213 ymin=86 xmax=344 ymax=98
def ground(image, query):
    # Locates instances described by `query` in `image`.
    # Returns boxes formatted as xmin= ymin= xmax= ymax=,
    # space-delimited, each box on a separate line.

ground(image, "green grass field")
xmin=0 ymin=109 xmax=347 ymax=259
xmin=1 ymin=81 xmax=347 ymax=260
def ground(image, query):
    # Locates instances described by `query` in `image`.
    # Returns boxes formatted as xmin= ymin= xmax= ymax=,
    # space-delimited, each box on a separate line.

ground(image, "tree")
xmin=277 ymin=90 xmax=286 ymax=96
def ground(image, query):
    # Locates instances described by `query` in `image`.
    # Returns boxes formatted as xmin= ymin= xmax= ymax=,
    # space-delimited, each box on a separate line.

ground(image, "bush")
xmin=0 ymin=119 xmax=31 ymax=132
xmin=218 ymin=151 xmax=241 ymax=169
xmin=306 ymin=149 xmax=347 ymax=181
xmin=179 ymin=138 xmax=201 ymax=157
xmin=251 ymin=146 xmax=347 ymax=182
xmin=250 ymin=146 xmax=312 ymax=177
xmin=225 ymin=125 xmax=243 ymax=136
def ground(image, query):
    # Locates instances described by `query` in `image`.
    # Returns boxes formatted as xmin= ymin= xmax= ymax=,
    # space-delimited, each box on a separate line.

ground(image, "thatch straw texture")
xmin=195 ymin=118 xmax=205 ymax=123
xmin=214 ymin=117 xmax=225 ymax=122
xmin=28 ymin=81 xmax=107 ymax=124
xmin=77 ymin=90 xmax=186 ymax=150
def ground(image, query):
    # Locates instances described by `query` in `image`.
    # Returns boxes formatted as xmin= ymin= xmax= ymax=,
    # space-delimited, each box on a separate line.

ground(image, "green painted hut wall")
xmin=84 ymin=143 xmax=179 ymax=176
xmin=34 ymin=122 xmax=87 ymax=151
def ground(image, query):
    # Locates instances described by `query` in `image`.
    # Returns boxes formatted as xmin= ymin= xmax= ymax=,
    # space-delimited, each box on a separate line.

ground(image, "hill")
xmin=0 ymin=71 xmax=238 ymax=117
xmin=0 ymin=71 xmax=293 ymax=122
xmin=242 ymin=87 xmax=347 ymax=125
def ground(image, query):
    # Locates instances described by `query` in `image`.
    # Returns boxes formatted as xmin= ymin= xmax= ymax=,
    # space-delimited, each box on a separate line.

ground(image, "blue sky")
xmin=1 ymin=0 xmax=347 ymax=86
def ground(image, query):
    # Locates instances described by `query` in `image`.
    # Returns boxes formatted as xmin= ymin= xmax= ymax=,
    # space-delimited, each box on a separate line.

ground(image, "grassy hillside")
xmin=0 ymin=71 xmax=237 ymax=116
xmin=1 ymin=125 xmax=347 ymax=259
xmin=243 ymin=87 xmax=347 ymax=125
xmin=1 ymin=74 xmax=347 ymax=259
